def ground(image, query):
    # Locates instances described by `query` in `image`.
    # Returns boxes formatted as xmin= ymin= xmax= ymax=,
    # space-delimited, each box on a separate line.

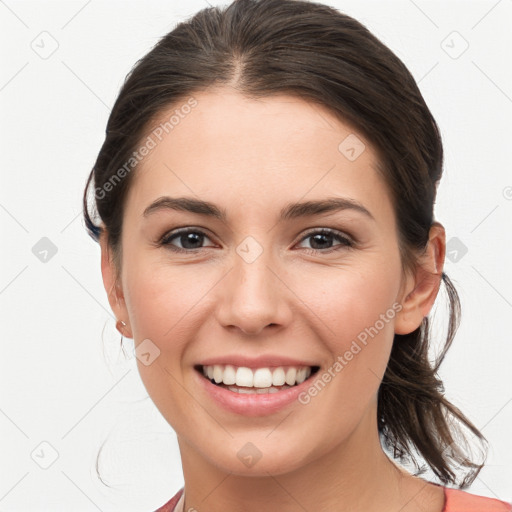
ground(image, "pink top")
xmin=155 ymin=486 xmax=512 ymax=512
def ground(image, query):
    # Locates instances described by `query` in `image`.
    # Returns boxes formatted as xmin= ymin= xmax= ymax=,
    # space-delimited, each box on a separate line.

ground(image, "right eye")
xmin=159 ymin=228 xmax=217 ymax=252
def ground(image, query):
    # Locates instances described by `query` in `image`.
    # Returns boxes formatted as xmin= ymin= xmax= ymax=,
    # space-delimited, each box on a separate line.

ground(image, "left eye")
xmin=296 ymin=229 xmax=354 ymax=252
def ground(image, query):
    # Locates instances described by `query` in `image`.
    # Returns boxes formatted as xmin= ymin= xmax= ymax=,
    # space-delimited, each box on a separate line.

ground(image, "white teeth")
xmin=295 ymin=367 xmax=311 ymax=384
xmin=223 ymin=365 xmax=236 ymax=385
xmin=272 ymin=367 xmax=286 ymax=386
xmin=235 ymin=367 xmax=253 ymax=387
xmin=253 ymin=368 xmax=273 ymax=388
xmin=213 ymin=365 xmax=223 ymax=384
xmin=227 ymin=385 xmax=292 ymax=394
xmin=285 ymin=367 xmax=297 ymax=386
xmin=201 ymin=364 xmax=314 ymax=388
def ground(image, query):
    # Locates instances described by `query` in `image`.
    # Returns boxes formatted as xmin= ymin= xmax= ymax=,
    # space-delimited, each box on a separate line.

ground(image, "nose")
xmin=215 ymin=247 xmax=293 ymax=336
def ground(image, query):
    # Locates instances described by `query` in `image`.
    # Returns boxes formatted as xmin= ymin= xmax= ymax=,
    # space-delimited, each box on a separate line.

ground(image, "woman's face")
xmin=103 ymin=89 xmax=418 ymax=476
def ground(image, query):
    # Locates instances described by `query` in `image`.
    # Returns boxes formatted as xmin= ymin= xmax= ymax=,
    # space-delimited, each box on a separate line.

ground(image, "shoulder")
xmin=153 ymin=486 xmax=512 ymax=512
xmin=154 ymin=488 xmax=184 ymax=512
xmin=444 ymin=487 xmax=512 ymax=512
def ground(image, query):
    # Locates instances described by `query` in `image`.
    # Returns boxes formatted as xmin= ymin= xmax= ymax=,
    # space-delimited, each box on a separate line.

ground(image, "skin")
xmin=100 ymin=88 xmax=446 ymax=512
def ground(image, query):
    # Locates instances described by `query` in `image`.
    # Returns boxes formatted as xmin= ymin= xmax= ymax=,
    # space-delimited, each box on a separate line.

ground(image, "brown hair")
xmin=83 ymin=0 xmax=486 ymax=487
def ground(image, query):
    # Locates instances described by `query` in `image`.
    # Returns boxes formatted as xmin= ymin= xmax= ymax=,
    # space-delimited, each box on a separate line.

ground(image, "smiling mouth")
xmin=195 ymin=364 xmax=320 ymax=394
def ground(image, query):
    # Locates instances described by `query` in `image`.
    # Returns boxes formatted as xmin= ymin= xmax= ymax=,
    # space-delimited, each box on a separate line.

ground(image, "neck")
xmin=177 ymin=403 xmax=438 ymax=512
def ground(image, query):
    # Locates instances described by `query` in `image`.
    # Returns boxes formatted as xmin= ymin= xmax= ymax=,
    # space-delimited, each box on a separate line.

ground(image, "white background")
xmin=0 ymin=0 xmax=511 ymax=510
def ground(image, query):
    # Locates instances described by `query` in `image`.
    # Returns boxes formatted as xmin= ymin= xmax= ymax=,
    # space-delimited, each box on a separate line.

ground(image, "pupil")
xmin=311 ymin=233 xmax=331 ymax=249
xmin=182 ymin=232 xmax=202 ymax=249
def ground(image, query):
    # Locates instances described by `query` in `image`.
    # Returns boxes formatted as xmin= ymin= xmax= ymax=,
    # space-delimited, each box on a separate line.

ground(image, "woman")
xmin=82 ymin=0 xmax=512 ymax=510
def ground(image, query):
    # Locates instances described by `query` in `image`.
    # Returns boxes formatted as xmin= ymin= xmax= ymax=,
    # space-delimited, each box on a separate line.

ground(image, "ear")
xmin=99 ymin=228 xmax=133 ymax=339
xmin=394 ymin=222 xmax=446 ymax=335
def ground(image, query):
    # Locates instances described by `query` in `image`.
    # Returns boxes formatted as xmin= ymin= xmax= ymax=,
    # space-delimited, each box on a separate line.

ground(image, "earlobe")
xmin=394 ymin=223 xmax=445 ymax=335
xmin=99 ymin=229 xmax=133 ymax=338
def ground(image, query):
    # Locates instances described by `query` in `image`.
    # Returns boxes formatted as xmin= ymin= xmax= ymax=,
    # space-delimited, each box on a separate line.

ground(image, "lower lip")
xmin=195 ymin=369 xmax=317 ymax=417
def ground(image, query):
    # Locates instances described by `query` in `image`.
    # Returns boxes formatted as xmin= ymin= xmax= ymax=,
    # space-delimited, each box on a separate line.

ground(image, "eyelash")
xmin=158 ymin=227 xmax=355 ymax=255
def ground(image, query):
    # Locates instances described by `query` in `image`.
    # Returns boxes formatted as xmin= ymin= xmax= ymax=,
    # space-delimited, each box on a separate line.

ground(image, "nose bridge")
xmin=216 ymin=235 xmax=291 ymax=335
xmin=235 ymin=245 xmax=275 ymax=299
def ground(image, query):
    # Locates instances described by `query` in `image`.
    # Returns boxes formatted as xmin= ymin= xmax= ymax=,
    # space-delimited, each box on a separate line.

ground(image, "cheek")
xmin=122 ymin=254 xmax=210 ymax=344
xmin=292 ymin=255 xmax=401 ymax=409
xmin=290 ymin=265 xmax=399 ymax=431
xmin=296 ymin=258 xmax=401 ymax=348
xmin=121 ymin=257 xmax=212 ymax=422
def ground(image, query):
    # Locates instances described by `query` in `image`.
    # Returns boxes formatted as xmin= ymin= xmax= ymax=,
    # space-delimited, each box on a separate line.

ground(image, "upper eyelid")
xmin=299 ymin=227 xmax=353 ymax=241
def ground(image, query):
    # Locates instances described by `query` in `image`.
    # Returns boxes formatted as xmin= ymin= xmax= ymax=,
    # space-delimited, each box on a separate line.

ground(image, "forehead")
xmin=126 ymin=88 xmax=394 ymax=228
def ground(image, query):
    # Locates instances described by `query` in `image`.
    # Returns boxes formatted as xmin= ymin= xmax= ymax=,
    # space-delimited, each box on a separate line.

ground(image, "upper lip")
xmin=196 ymin=355 xmax=319 ymax=369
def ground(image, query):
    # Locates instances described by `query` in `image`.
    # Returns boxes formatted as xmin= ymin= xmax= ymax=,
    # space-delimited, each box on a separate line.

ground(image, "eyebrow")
xmin=143 ymin=196 xmax=374 ymax=222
